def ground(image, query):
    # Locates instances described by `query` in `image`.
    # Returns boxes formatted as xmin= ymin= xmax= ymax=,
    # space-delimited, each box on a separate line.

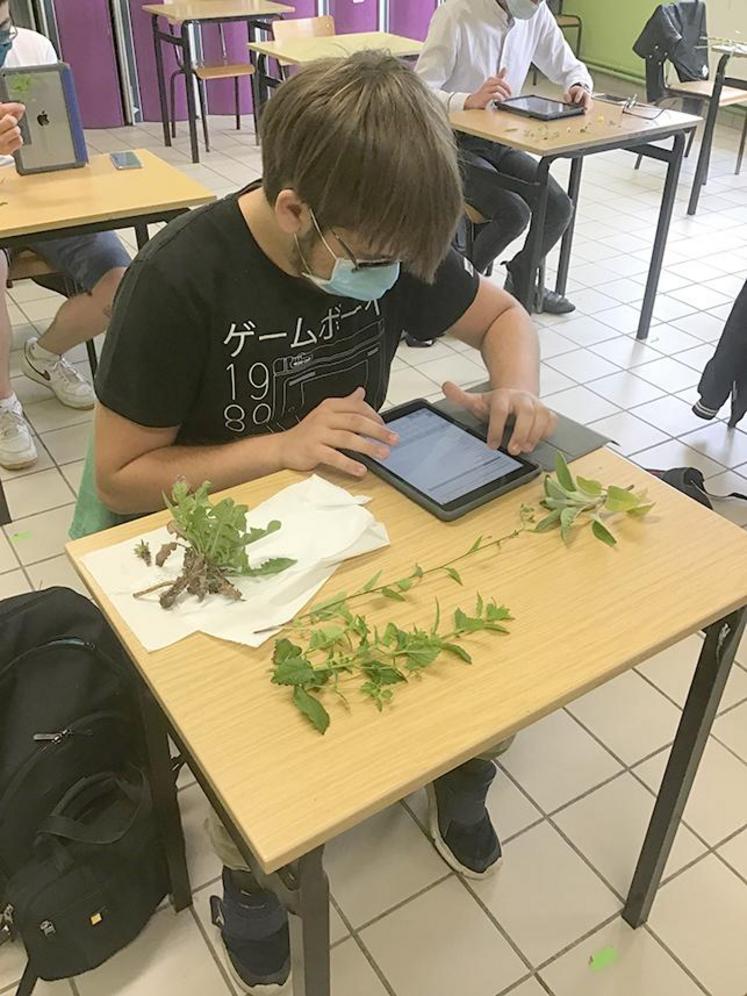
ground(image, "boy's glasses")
xmin=331 ymin=230 xmax=397 ymax=271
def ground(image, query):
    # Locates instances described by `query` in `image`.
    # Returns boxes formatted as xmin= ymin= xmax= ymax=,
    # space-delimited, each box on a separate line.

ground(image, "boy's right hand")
xmin=0 ymin=102 xmax=25 ymax=156
xmin=282 ymin=387 xmax=399 ymax=478
xmin=464 ymin=70 xmax=512 ymax=110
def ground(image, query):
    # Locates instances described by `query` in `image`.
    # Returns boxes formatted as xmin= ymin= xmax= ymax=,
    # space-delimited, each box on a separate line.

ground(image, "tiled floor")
xmin=3 ymin=105 xmax=747 ymax=996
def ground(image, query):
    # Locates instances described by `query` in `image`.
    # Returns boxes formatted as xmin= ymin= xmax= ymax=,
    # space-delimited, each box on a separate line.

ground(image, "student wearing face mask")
xmin=417 ymin=0 xmax=594 ymax=314
xmin=74 ymin=53 xmax=557 ymax=994
xmin=0 ymin=2 xmax=130 ymax=472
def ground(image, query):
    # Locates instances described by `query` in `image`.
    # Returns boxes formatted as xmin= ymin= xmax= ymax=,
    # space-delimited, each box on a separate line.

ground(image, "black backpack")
xmin=649 ymin=466 xmax=747 ymax=509
xmin=0 ymin=588 xmax=166 ymax=994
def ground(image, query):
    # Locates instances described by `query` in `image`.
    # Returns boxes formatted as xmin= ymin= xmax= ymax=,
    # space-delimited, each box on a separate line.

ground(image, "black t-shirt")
xmin=96 ymin=189 xmax=480 ymax=445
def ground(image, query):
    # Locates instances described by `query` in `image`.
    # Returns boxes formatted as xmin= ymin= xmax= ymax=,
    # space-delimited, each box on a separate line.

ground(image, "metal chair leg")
xmin=234 ymin=75 xmax=241 ymax=131
xmin=85 ymin=340 xmax=98 ymax=378
xmin=197 ymin=77 xmax=210 ymax=153
xmin=736 ymin=114 xmax=747 ymax=176
xmin=168 ymin=69 xmax=182 ymax=139
xmin=635 ymin=154 xmax=643 ymax=170
xmin=685 ymin=126 xmax=697 ymax=159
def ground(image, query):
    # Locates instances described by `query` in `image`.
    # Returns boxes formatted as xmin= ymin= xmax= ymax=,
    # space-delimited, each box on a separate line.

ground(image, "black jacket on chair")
xmin=695 ymin=280 xmax=747 ymax=429
xmin=633 ymin=2 xmax=709 ymax=102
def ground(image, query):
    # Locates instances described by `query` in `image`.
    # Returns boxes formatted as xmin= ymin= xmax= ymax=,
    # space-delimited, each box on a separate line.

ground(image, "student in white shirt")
xmin=0 ymin=3 xmax=130 ymax=472
xmin=417 ymin=0 xmax=593 ymax=314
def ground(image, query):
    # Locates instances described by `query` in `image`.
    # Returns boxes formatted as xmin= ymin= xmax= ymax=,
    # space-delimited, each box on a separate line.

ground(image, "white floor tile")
xmin=570 ymin=288 xmax=621 ymax=316
xmin=23 ymin=398 xmax=93 ymax=435
xmin=670 ymin=311 xmax=725 ymax=342
xmin=361 ymin=877 xmax=526 ymax=996
xmin=3 ymin=505 xmax=76 ymax=566
xmin=713 ymin=700 xmax=747 ymax=764
xmin=325 ymin=804 xmax=446 ymax=928
xmin=505 ymin=979 xmax=547 ymax=996
xmin=500 ymin=709 xmax=622 ymax=814
xmin=706 ymin=273 xmax=744 ymax=298
xmin=74 ymin=907 xmax=231 ymax=996
xmin=0 ymin=569 xmax=31 ymax=598
xmin=674 ymin=342 xmax=718 ymax=371
xmin=537 ymin=327 xmax=579 ymax=359
xmin=650 ymin=297 xmax=697 ymax=324
xmin=386 ymin=367 xmax=444 ymax=406
xmin=597 ymin=277 xmax=649 ymax=303
xmin=586 ymin=371 xmax=665 ymax=408
xmin=19 ymin=296 xmax=62 ymax=323
xmin=553 ymin=773 xmax=705 ymax=896
xmin=330 ymin=938 xmax=390 ymax=996
xmin=641 ymin=323 xmax=704 ymax=356
xmin=40 ymin=422 xmax=92 ymax=466
xmin=0 ymin=529 xmax=20 ymax=573
xmin=540 ymin=918 xmax=704 ymax=996
xmin=634 ymin=738 xmax=747 ymax=846
xmin=546 ymin=349 xmax=620 ymax=383
xmin=637 ymin=634 xmax=747 ymax=713
xmin=588 ymin=412 xmax=669 ymax=456
xmin=631 ymin=394 xmax=712 ymax=437
xmin=567 ymin=671 xmax=681 ymax=766
xmin=649 ymin=855 xmax=747 ymax=996
xmin=668 ymin=284 xmax=732 ymax=311
xmin=2 ymin=467 xmax=75 ymax=520
xmin=630 ymin=439 xmax=725 ymax=478
xmin=60 ymin=458 xmax=86 ymax=495
xmin=589 ymin=337 xmax=661 ymax=370
xmin=417 ymin=352 xmax=485 ymax=388
xmin=26 ymin=554 xmax=90 ymax=597
xmin=406 ymin=762 xmax=542 ymax=844
xmin=596 ymin=305 xmax=647 ymax=336
xmin=472 ymin=822 xmax=619 ymax=967
xmin=552 ymin=316 xmax=621 ymax=347
xmin=679 ymin=423 xmax=747 ymax=470
xmin=540 ymin=364 xmax=575 ymax=397
xmin=719 ymin=828 xmax=747 ymax=882
xmin=545 ymin=386 xmax=620 ymax=424
xmin=633 ymin=357 xmax=700 ymax=394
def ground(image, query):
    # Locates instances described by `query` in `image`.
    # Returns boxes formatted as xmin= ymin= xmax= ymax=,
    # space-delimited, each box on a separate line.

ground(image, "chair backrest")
xmin=272 ymin=15 xmax=336 ymax=44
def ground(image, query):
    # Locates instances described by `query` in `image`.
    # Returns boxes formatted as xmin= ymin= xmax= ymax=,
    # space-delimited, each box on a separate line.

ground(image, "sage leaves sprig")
xmin=272 ymin=591 xmax=513 ymax=734
xmin=533 ymin=454 xmax=655 ymax=546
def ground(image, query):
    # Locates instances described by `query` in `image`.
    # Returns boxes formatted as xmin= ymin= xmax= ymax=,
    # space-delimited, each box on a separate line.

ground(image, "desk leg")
xmin=181 ymin=23 xmax=200 ymax=164
xmin=518 ymin=158 xmax=551 ymax=312
xmin=623 ymin=607 xmax=747 ymax=927
xmin=555 ymin=156 xmax=583 ymax=298
xmin=134 ymin=223 xmax=150 ymax=251
xmin=688 ymin=53 xmax=729 ymax=216
xmin=152 ymin=16 xmax=172 ymax=148
xmin=636 ymin=131 xmax=686 ymax=341
xmin=138 ymin=685 xmax=193 ymax=912
xmin=289 ymin=848 xmax=331 ymax=996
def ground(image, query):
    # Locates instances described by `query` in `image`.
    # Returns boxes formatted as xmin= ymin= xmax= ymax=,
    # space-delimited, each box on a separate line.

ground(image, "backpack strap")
xmin=37 ymin=771 xmax=146 ymax=847
xmin=14 ymin=961 xmax=37 ymax=996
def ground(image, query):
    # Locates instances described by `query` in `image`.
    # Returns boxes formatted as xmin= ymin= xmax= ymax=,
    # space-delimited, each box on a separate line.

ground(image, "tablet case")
xmin=0 ymin=63 xmax=88 ymax=175
xmin=434 ymin=382 xmax=611 ymax=473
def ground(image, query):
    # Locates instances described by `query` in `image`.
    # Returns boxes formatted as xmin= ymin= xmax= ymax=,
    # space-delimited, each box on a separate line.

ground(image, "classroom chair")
xmin=531 ymin=1 xmax=583 ymax=87
xmin=6 ymin=251 xmax=98 ymax=376
xmin=264 ymin=15 xmax=336 ymax=88
xmin=166 ymin=22 xmax=257 ymax=154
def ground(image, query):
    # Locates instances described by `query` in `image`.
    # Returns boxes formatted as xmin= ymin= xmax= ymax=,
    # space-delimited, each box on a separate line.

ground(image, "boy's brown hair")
xmin=261 ymin=50 xmax=464 ymax=282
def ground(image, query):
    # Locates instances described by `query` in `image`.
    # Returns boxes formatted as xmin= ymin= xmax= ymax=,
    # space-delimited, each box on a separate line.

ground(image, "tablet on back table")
xmin=500 ymin=95 xmax=585 ymax=122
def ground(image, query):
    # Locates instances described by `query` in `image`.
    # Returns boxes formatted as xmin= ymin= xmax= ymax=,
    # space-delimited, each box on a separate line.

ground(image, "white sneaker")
xmin=0 ymin=403 xmax=38 ymax=470
xmin=22 ymin=337 xmax=95 ymax=410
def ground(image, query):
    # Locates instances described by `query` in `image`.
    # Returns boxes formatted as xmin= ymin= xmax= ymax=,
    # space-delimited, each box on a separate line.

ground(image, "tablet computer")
xmin=360 ymin=399 xmax=540 ymax=521
xmin=0 ymin=63 xmax=88 ymax=175
xmin=500 ymin=94 xmax=585 ymax=122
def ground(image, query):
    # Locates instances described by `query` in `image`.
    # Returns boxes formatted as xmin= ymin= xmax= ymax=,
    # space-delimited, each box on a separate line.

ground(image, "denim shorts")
xmin=13 ymin=231 xmax=131 ymax=292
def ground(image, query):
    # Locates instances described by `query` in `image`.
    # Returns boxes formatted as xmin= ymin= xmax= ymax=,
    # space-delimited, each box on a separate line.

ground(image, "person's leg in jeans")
xmin=497 ymin=148 xmax=574 ymax=314
xmin=20 ymin=232 xmax=130 ymax=409
xmin=207 ymin=811 xmax=292 ymax=994
xmin=0 ymin=251 xmax=37 ymax=469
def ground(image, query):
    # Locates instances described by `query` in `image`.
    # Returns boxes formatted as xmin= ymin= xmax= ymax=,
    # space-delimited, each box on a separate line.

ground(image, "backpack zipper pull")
xmin=32 ymin=729 xmax=92 ymax=743
xmin=0 ymin=905 xmax=15 ymax=946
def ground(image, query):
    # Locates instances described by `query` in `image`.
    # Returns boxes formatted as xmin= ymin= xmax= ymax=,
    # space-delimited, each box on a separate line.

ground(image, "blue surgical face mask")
xmin=0 ymin=35 xmax=13 ymax=68
xmin=297 ymin=213 xmax=401 ymax=302
xmin=505 ymin=0 xmax=541 ymax=20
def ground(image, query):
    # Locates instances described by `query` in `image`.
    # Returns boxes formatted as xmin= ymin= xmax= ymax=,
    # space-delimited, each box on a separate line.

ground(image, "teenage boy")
xmin=416 ymin=0 xmax=594 ymax=314
xmin=82 ymin=53 xmax=556 ymax=994
xmin=0 ymin=3 xmax=129 ymax=470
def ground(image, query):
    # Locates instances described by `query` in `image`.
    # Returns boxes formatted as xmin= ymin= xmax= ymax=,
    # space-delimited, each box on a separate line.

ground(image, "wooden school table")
xmin=67 ymin=448 xmax=747 ymax=996
xmin=143 ymin=0 xmax=294 ymax=164
xmin=248 ymin=31 xmax=423 ymax=113
xmin=449 ymin=104 xmax=701 ymax=342
xmin=0 ymin=150 xmax=214 ymax=526
xmin=685 ymin=42 xmax=747 ymax=216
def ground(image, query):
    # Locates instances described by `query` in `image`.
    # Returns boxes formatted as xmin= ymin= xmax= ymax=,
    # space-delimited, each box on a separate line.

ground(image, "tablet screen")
xmin=374 ymin=407 xmax=524 ymax=505
xmin=502 ymin=95 xmax=583 ymax=119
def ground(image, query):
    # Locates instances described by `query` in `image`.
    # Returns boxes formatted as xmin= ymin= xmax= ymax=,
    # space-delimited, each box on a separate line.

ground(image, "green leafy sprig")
xmin=531 ymin=454 xmax=655 ymax=546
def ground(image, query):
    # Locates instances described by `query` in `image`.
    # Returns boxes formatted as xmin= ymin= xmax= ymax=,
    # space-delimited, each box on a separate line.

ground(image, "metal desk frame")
xmin=149 ymin=12 xmax=283 ymax=164
xmin=687 ymin=51 xmax=747 ymax=216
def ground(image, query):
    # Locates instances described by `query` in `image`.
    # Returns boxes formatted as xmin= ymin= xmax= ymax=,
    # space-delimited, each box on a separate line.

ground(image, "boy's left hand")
xmin=442 ymin=381 xmax=557 ymax=455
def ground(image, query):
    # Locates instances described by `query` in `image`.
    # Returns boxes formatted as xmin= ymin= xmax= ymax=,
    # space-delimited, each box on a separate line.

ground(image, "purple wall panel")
xmin=130 ymin=0 xmax=187 ymax=122
xmin=54 ymin=0 xmax=124 ymax=128
xmin=389 ymin=0 xmax=438 ymax=41
xmin=330 ymin=0 xmax=378 ymax=34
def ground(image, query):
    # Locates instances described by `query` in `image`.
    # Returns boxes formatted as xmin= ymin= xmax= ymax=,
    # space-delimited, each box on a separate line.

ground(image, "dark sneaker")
xmin=426 ymin=758 xmax=502 ymax=879
xmin=210 ymin=868 xmax=291 ymax=995
xmin=403 ymin=332 xmax=435 ymax=348
xmin=504 ymin=272 xmax=576 ymax=315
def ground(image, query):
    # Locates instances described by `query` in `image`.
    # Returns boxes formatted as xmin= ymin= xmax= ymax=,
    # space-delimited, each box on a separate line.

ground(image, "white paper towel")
xmin=81 ymin=476 xmax=389 ymax=651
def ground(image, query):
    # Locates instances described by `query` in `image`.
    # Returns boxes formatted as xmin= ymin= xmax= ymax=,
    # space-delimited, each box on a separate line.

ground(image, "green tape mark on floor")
xmin=589 ymin=946 xmax=618 ymax=972
xmin=10 ymin=531 xmax=32 ymax=542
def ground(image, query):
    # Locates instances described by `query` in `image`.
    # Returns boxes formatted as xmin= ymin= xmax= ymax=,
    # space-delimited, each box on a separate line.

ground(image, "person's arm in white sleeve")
xmin=415 ymin=9 xmax=470 ymax=113
xmin=531 ymin=7 xmax=593 ymax=95
xmin=39 ymin=35 xmax=58 ymax=66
